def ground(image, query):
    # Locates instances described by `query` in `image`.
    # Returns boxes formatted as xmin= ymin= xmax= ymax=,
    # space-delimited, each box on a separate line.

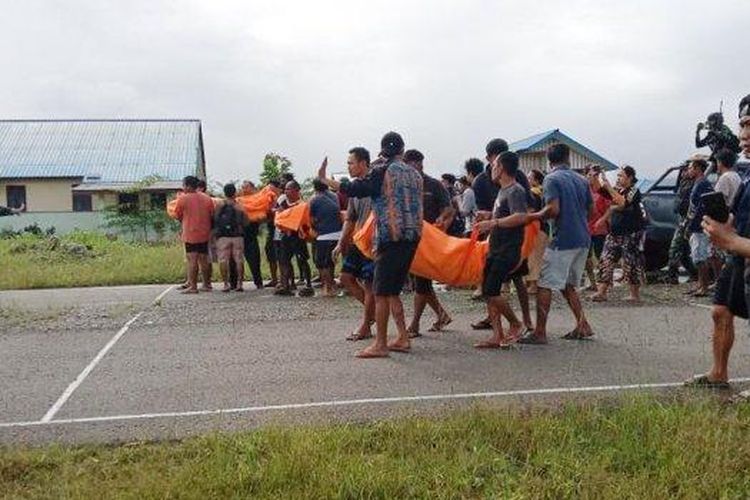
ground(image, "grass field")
xmin=0 ymin=231 xmax=275 ymax=290
xmin=2 ymin=396 xmax=750 ymax=498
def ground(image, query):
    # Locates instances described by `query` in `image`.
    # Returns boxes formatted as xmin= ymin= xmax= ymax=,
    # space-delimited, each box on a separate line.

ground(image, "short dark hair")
xmin=740 ymin=94 xmax=750 ymax=119
xmin=690 ymin=158 xmax=709 ymax=173
xmin=497 ymin=151 xmax=519 ymax=177
xmin=403 ymin=149 xmax=424 ymax=164
xmin=464 ymin=158 xmax=484 ymax=177
xmin=223 ymin=183 xmax=237 ymax=198
xmin=485 ymin=138 xmax=509 ymax=158
xmin=715 ymin=148 xmax=738 ymax=169
xmin=621 ymin=165 xmax=638 ymax=184
xmin=197 ymin=179 xmax=207 ymax=190
xmin=458 ymin=175 xmax=471 ymax=187
xmin=312 ymin=179 xmax=328 ymax=193
xmin=349 ymin=147 xmax=370 ymax=165
xmin=547 ymin=143 xmax=570 ymax=165
xmin=268 ymin=179 xmax=281 ymax=188
xmin=381 ymin=131 xmax=405 ymax=159
xmin=530 ymin=169 xmax=545 ymax=185
xmin=285 ymin=180 xmax=301 ymax=191
xmin=441 ymin=173 xmax=457 ymax=185
xmin=183 ymin=175 xmax=200 ymax=189
xmin=280 ymin=172 xmax=295 ymax=183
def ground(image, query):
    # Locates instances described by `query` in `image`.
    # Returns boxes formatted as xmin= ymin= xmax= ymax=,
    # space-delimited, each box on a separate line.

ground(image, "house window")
xmin=117 ymin=192 xmax=140 ymax=213
xmin=150 ymin=192 xmax=167 ymax=209
xmin=72 ymin=193 xmax=93 ymax=212
xmin=6 ymin=185 xmax=26 ymax=210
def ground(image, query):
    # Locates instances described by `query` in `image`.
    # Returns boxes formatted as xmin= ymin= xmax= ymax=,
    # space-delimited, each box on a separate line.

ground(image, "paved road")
xmin=1 ymin=284 xmax=748 ymax=445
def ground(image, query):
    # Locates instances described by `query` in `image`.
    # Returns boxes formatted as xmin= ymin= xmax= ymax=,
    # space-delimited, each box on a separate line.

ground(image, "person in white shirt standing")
xmin=714 ymin=148 xmax=742 ymax=208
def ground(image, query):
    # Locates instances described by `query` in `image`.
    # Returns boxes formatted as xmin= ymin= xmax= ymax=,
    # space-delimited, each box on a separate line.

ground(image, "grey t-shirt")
xmin=346 ymin=196 xmax=372 ymax=230
xmin=489 ymin=183 xmax=528 ymax=256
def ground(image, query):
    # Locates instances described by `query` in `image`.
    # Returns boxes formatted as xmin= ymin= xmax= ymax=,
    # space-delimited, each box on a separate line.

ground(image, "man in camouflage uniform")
xmin=667 ymin=161 xmax=697 ymax=283
xmin=695 ymin=112 xmax=741 ymax=161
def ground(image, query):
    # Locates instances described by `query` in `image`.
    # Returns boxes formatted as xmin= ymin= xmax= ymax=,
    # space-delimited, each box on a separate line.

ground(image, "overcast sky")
xmin=1 ymin=0 xmax=748 ymax=181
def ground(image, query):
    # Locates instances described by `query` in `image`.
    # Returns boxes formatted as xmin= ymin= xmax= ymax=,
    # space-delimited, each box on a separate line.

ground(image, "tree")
xmin=103 ymin=176 xmax=180 ymax=242
xmin=259 ymin=153 xmax=292 ymax=185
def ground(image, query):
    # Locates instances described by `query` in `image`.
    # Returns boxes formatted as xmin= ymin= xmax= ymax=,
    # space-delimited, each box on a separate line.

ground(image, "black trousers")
xmin=228 ymin=224 xmax=263 ymax=288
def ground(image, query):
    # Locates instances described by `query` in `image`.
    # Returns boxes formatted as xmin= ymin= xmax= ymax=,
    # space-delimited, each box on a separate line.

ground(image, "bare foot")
xmin=180 ymin=288 xmax=199 ymax=295
xmin=507 ymin=322 xmax=523 ymax=342
xmin=590 ymin=293 xmax=607 ymax=302
xmin=474 ymin=339 xmax=504 ymax=349
xmin=388 ymin=339 xmax=411 ymax=352
xmin=356 ymin=344 xmax=390 ymax=358
xmin=406 ymin=325 xmax=421 ymax=338
xmin=346 ymin=326 xmax=373 ymax=341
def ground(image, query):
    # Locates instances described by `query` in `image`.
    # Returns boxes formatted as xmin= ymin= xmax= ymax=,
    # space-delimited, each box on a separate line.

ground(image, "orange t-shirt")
xmin=174 ymin=192 xmax=215 ymax=243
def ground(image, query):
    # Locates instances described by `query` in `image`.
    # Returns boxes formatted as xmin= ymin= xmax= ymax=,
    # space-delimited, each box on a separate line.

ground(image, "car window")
xmin=650 ymin=168 xmax=679 ymax=191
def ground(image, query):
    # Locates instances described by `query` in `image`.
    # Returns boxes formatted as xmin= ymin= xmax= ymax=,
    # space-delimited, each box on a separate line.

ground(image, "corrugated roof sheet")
xmin=509 ymin=129 xmax=618 ymax=171
xmin=0 ymin=119 xmax=203 ymax=182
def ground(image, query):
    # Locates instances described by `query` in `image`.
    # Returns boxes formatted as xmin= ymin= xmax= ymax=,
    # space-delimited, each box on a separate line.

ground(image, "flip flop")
xmin=346 ymin=331 xmax=372 ymax=341
xmin=474 ymin=340 xmax=512 ymax=350
xmin=388 ymin=343 xmax=411 ymax=353
xmin=180 ymin=289 xmax=199 ymax=295
xmin=684 ymin=374 xmax=730 ymax=390
xmin=471 ymin=319 xmax=492 ymax=330
xmin=517 ymin=332 xmax=548 ymax=345
xmin=562 ymin=330 xmax=582 ymax=340
xmin=356 ymin=348 xmax=390 ymax=359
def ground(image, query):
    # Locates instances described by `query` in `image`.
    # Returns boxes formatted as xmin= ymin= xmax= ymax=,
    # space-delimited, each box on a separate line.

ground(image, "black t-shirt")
xmin=422 ymin=174 xmax=451 ymax=223
xmin=489 ymin=183 xmax=528 ymax=256
xmin=610 ymin=188 xmax=644 ymax=236
xmin=472 ymin=166 xmax=499 ymax=212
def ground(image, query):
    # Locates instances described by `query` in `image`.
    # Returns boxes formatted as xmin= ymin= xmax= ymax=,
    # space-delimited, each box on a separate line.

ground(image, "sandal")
xmin=517 ymin=331 xmax=548 ymax=345
xmin=346 ymin=331 xmax=373 ymax=341
xmin=471 ymin=319 xmax=492 ymax=330
xmin=684 ymin=374 xmax=730 ymax=390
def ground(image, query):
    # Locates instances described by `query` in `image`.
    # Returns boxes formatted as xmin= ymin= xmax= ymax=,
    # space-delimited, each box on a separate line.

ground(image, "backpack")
xmin=216 ymin=203 xmax=240 ymax=237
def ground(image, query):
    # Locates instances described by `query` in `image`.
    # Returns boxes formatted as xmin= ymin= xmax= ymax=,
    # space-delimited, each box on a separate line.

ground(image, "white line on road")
xmin=3 ymin=376 xmax=745 ymax=430
xmin=39 ymin=285 xmax=174 ymax=423
xmin=690 ymin=302 xmax=713 ymax=310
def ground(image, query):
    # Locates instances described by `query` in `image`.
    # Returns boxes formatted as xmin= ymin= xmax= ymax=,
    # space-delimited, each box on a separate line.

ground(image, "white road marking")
xmin=3 ymin=376 xmax=746 ymax=430
xmin=39 ymin=285 xmax=175 ymax=423
xmin=689 ymin=302 xmax=713 ymax=310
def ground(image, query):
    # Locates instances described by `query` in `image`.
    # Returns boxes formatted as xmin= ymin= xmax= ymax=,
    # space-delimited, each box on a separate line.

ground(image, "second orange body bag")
xmin=353 ymin=215 xmax=540 ymax=287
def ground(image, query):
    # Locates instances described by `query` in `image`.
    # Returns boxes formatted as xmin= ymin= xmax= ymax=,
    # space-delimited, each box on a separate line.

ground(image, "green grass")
xmin=0 ymin=232 xmax=187 ymax=290
xmin=2 ymin=396 xmax=750 ymax=498
xmin=0 ymin=231 xmax=276 ymax=290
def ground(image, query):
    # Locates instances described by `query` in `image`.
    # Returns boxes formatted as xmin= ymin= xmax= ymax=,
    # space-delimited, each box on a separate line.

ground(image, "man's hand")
xmin=474 ymin=219 xmax=495 ymax=235
xmin=593 ymin=217 xmax=608 ymax=233
xmin=703 ymin=215 xmax=737 ymax=251
xmin=475 ymin=210 xmax=492 ymax=222
xmin=317 ymin=156 xmax=328 ymax=180
xmin=697 ymin=122 xmax=705 ymax=131
xmin=332 ymin=242 xmax=347 ymax=261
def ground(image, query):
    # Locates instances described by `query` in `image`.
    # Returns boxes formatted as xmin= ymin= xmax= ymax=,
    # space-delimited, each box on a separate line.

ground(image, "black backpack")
xmin=216 ymin=203 xmax=240 ymax=238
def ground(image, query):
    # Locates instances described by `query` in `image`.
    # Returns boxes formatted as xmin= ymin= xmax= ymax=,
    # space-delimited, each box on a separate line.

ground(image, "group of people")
xmin=171 ymin=94 xmax=750 ymax=397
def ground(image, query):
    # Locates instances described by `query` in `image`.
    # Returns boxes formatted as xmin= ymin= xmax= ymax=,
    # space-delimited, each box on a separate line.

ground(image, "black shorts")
xmin=342 ymin=245 xmax=374 ymax=282
xmin=184 ymin=241 xmax=209 ymax=254
xmin=314 ymin=240 xmax=337 ymax=270
xmin=414 ymin=276 xmax=433 ymax=295
xmin=483 ymin=251 xmax=521 ymax=297
xmin=265 ymin=223 xmax=278 ymax=263
xmin=713 ymin=256 xmax=749 ymax=319
xmin=508 ymin=259 xmax=529 ymax=280
xmin=373 ymin=240 xmax=419 ymax=296
xmin=280 ymin=235 xmax=309 ymax=262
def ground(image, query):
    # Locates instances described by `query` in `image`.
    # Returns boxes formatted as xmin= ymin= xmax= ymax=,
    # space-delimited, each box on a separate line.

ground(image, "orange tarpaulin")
xmin=353 ymin=214 xmax=540 ymax=287
xmin=167 ymin=186 xmax=278 ymax=221
xmin=237 ymin=186 xmax=278 ymax=222
xmin=274 ymin=201 xmax=315 ymax=240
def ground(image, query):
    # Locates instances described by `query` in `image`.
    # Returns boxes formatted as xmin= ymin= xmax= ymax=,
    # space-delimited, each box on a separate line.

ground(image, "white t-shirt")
xmin=715 ymin=170 xmax=742 ymax=207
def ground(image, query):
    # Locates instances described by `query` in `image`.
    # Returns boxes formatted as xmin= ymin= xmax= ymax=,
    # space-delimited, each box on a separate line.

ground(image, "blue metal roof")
xmin=509 ymin=129 xmax=618 ymax=171
xmin=0 ymin=119 xmax=204 ymax=182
